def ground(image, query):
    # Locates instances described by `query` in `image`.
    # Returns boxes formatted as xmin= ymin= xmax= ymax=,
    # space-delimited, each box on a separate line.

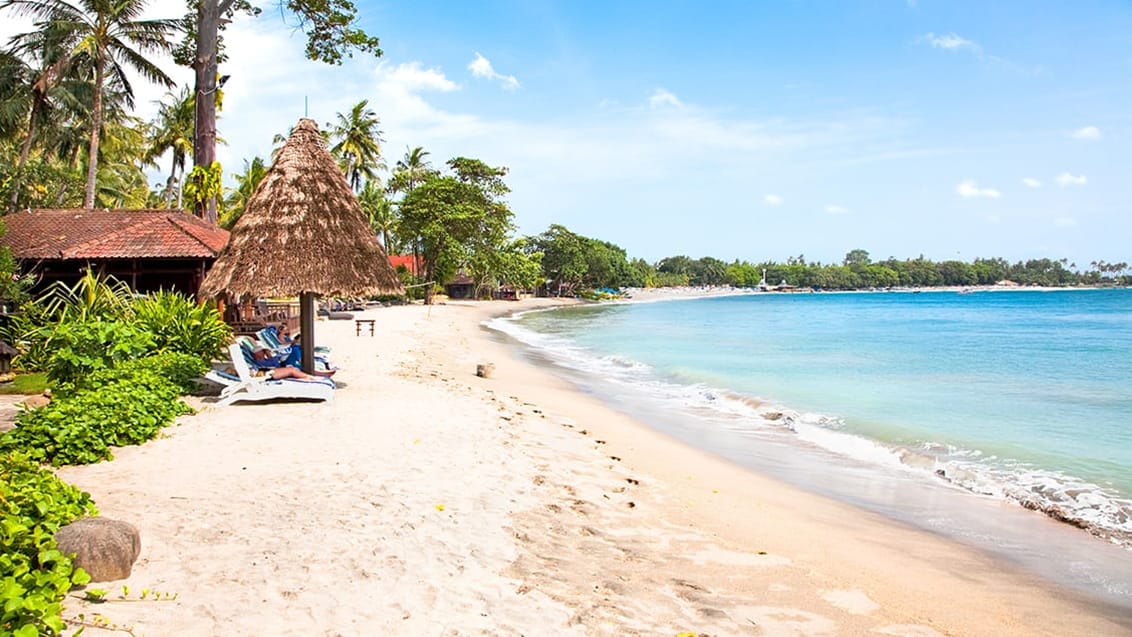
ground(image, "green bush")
xmin=132 ymin=291 xmax=231 ymax=363
xmin=1 ymin=363 xmax=194 ymax=466
xmin=1 ymin=452 xmax=96 ymax=636
xmin=71 ymin=353 xmax=208 ymax=396
xmin=42 ymin=319 xmax=155 ymax=386
xmin=0 ymin=271 xmax=135 ymax=374
xmin=1 ymin=300 xmax=53 ymax=372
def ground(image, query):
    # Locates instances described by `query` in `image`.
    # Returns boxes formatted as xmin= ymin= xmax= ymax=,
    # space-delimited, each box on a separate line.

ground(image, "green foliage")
xmin=399 ymin=161 xmax=516 ymax=297
xmin=42 ymin=319 xmax=154 ymax=386
xmin=0 ymin=272 xmax=136 ymax=373
xmin=0 ymin=219 xmax=34 ymax=306
xmin=0 ymin=452 xmax=97 ymax=636
xmin=110 ymin=353 xmax=207 ymax=396
xmin=282 ymin=0 xmax=383 ymax=64
xmin=131 ymin=291 xmax=231 ymax=364
xmin=1 ymin=357 xmax=195 ymax=466
xmin=183 ymin=161 xmax=224 ymax=209
xmin=37 ymin=270 xmax=135 ymax=324
xmin=0 ymin=301 xmax=53 ymax=372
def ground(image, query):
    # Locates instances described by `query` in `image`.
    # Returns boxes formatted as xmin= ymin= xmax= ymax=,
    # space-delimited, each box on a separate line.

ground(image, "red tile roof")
xmin=388 ymin=254 xmax=422 ymax=275
xmin=2 ymin=209 xmax=229 ymax=259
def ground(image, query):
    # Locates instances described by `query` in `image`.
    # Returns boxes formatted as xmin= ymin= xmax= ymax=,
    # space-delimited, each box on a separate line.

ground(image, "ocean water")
xmin=488 ymin=289 xmax=1132 ymax=611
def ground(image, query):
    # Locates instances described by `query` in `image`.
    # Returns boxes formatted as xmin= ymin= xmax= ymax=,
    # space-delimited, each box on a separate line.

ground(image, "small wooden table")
xmin=355 ymin=319 xmax=376 ymax=336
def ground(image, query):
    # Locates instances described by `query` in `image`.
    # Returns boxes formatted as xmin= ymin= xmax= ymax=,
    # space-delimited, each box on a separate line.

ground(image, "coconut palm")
xmin=328 ymin=99 xmax=385 ymax=192
xmin=1 ymin=23 xmax=76 ymax=211
xmin=388 ymin=145 xmax=435 ymax=197
xmin=2 ymin=0 xmax=178 ymax=208
xmin=357 ymin=180 xmax=397 ymax=252
xmin=219 ymin=155 xmax=267 ymax=229
xmin=146 ymin=86 xmax=194 ymax=208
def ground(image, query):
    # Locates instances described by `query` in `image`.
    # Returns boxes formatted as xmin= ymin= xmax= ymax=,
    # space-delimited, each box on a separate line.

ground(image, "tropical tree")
xmin=2 ymin=0 xmax=179 ymax=208
xmin=0 ymin=23 xmax=85 ymax=211
xmin=388 ymin=146 xmax=435 ymax=196
xmin=182 ymin=0 xmax=381 ymax=222
xmin=145 ymin=86 xmax=194 ymax=208
xmin=528 ymin=224 xmax=588 ymax=295
xmin=398 ymin=158 xmax=515 ymax=301
xmin=328 ymin=99 xmax=385 ymax=192
xmin=218 ymin=155 xmax=266 ymax=228
xmin=357 ymin=180 xmax=397 ymax=251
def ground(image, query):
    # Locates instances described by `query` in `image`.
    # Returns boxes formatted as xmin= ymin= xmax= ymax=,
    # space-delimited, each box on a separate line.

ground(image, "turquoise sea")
xmin=488 ymin=289 xmax=1132 ymax=612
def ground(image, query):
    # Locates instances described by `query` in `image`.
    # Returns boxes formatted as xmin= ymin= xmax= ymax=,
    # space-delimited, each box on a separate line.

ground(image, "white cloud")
xmin=468 ymin=53 xmax=519 ymax=91
xmin=1055 ymin=172 xmax=1087 ymax=187
xmin=388 ymin=62 xmax=461 ymax=92
xmin=1022 ymin=177 xmax=1042 ymax=188
xmin=824 ymin=204 xmax=848 ymax=214
xmin=922 ymin=32 xmax=981 ymax=53
xmin=764 ymin=194 xmax=783 ymax=206
xmin=1069 ymin=125 xmax=1101 ymax=140
xmin=649 ymin=89 xmax=683 ymax=108
xmin=956 ymin=180 xmax=1001 ymax=199
xmin=1054 ymin=217 xmax=1077 ymax=227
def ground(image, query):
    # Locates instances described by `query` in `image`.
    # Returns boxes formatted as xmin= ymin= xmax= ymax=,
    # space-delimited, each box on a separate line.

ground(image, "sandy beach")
xmin=54 ymin=298 xmax=1130 ymax=636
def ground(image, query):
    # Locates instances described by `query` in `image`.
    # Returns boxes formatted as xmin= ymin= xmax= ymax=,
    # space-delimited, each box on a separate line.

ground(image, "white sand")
xmin=55 ymin=299 xmax=1127 ymax=636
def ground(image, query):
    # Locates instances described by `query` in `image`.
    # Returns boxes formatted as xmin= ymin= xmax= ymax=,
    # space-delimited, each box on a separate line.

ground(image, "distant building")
xmin=388 ymin=254 xmax=423 ymax=277
xmin=1 ymin=208 xmax=229 ymax=297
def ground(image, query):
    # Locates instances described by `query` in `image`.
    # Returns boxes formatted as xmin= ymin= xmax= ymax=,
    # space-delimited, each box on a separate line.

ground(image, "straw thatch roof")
xmin=199 ymin=118 xmax=403 ymax=299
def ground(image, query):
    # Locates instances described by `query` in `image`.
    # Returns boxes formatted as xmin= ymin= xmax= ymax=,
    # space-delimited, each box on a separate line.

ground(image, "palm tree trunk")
xmin=7 ymin=100 xmax=42 ymax=213
xmin=83 ymin=59 xmax=105 ymax=209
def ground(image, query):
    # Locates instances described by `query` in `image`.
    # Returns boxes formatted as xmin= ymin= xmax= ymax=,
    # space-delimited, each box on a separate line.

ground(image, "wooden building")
xmin=1 ymin=208 xmax=229 ymax=297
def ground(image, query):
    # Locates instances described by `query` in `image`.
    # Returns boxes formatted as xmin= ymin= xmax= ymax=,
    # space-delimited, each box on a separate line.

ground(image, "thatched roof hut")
xmin=199 ymin=117 xmax=403 ymax=371
xmin=199 ymin=118 xmax=402 ymax=299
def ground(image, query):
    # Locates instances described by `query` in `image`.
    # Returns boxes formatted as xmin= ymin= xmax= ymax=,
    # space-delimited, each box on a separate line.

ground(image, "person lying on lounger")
xmin=253 ymin=345 xmax=336 ymax=378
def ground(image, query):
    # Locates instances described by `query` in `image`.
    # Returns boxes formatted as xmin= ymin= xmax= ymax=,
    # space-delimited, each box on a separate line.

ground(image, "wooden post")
xmin=300 ymin=292 xmax=315 ymax=374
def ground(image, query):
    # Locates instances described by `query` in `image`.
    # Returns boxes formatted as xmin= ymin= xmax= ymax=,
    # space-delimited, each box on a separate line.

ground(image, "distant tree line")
xmin=524 ymin=229 xmax=1132 ymax=292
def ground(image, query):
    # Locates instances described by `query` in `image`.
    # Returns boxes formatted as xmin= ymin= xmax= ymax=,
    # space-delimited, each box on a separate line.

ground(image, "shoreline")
xmin=464 ymin=303 xmax=1127 ymax=629
xmin=53 ymin=299 xmax=1130 ymax=634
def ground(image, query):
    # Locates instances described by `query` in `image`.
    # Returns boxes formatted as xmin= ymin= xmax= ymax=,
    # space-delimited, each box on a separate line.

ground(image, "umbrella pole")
xmin=300 ymin=292 xmax=316 ymax=373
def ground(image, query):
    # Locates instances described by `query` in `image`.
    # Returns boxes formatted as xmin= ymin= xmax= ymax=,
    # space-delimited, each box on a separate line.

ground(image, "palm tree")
xmin=145 ymin=86 xmax=194 ymax=208
xmin=357 ymin=180 xmax=397 ymax=251
xmin=388 ymin=145 xmax=434 ymax=197
xmin=1 ymin=23 xmax=75 ymax=211
xmin=3 ymin=0 xmax=178 ymax=208
xmin=94 ymin=112 xmax=151 ymax=207
xmin=219 ymin=155 xmax=266 ymax=229
xmin=328 ymin=99 xmax=385 ymax=192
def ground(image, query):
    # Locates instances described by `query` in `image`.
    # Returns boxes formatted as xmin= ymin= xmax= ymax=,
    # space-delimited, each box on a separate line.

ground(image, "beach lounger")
xmin=211 ymin=343 xmax=334 ymax=406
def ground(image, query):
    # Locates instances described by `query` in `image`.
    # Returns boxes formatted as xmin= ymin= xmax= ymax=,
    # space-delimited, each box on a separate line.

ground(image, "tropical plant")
xmin=0 ymin=451 xmax=95 ymax=636
xmin=35 ymin=269 xmax=134 ymax=323
xmin=357 ymin=180 xmax=397 ymax=251
xmin=1 ymin=356 xmax=195 ymax=465
xmin=0 ymin=25 xmax=74 ymax=212
xmin=1 ymin=0 xmax=178 ymax=208
xmin=328 ymin=99 xmax=385 ymax=192
xmin=220 ymin=155 xmax=266 ymax=228
xmin=41 ymin=317 xmax=155 ymax=385
xmin=131 ymin=290 xmax=231 ymax=363
xmin=388 ymin=145 xmax=435 ymax=196
xmin=146 ymin=86 xmax=194 ymax=208
xmin=398 ymin=158 xmax=515 ymax=300
xmin=183 ymin=161 xmax=223 ymax=215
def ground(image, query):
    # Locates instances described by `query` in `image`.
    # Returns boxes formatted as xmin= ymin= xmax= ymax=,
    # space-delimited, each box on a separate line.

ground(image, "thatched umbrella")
xmin=199 ymin=118 xmax=403 ymax=372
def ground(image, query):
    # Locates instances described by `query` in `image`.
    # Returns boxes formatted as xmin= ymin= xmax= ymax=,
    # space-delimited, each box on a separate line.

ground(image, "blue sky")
xmin=5 ymin=1 xmax=1131 ymax=267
